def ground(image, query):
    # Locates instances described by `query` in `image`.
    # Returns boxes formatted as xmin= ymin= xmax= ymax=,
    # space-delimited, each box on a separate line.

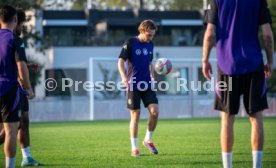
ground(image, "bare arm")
xmin=118 ymin=58 xmax=128 ymax=86
xmin=149 ymin=63 xmax=154 ymax=79
xmin=261 ymin=23 xmax=274 ymax=64
xmin=17 ymin=61 xmax=34 ymax=99
xmin=202 ymin=23 xmax=216 ymax=80
xmin=261 ymin=23 xmax=274 ymax=78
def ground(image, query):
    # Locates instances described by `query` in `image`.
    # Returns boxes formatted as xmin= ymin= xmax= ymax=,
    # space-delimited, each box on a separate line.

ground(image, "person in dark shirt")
xmin=203 ymin=0 xmax=274 ymax=167
xmin=0 ymin=4 xmax=34 ymax=168
xmin=0 ymin=8 xmax=43 ymax=167
xmin=118 ymin=19 xmax=159 ymax=157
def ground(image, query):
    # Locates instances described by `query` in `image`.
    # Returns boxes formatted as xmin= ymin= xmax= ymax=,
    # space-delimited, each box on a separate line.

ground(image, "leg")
xmin=243 ymin=70 xmax=267 ymax=168
xmin=4 ymin=122 xmax=19 ymax=157
xmin=129 ymin=109 xmax=140 ymax=156
xmin=250 ymin=111 xmax=264 ymax=150
xmin=147 ymin=104 xmax=159 ymax=132
xmin=18 ymin=112 xmax=30 ymax=149
xmin=127 ymin=90 xmax=141 ymax=156
xmin=141 ymin=90 xmax=159 ymax=154
xmin=143 ymin=104 xmax=159 ymax=154
xmin=0 ymin=123 xmax=5 ymax=145
xmin=18 ymin=96 xmax=43 ymax=166
xmin=4 ymin=122 xmax=19 ymax=168
xmin=1 ymin=86 xmax=21 ymax=168
xmin=221 ymin=112 xmax=235 ymax=152
xmin=250 ymin=111 xmax=264 ymax=168
xmin=129 ymin=109 xmax=140 ymax=139
xmin=221 ymin=112 xmax=235 ymax=168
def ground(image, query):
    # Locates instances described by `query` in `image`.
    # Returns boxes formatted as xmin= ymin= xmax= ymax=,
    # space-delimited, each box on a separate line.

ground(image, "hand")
xmin=264 ymin=63 xmax=272 ymax=79
xmin=202 ymin=61 xmax=213 ymax=80
xmin=122 ymin=77 xmax=128 ymax=88
xmin=150 ymin=77 xmax=156 ymax=90
xmin=26 ymin=89 xmax=35 ymax=99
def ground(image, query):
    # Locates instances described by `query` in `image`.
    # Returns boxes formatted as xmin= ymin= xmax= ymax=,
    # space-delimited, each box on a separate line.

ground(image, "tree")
xmin=0 ymin=0 xmax=42 ymax=9
xmin=72 ymin=0 xmax=132 ymax=10
xmin=169 ymin=0 xmax=203 ymax=10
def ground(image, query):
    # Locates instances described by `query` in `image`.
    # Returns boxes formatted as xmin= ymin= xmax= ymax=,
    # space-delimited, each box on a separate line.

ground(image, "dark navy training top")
xmin=119 ymin=37 xmax=154 ymax=90
xmin=0 ymin=29 xmax=27 ymax=96
xmin=206 ymin=0 xmax=272 ymax=75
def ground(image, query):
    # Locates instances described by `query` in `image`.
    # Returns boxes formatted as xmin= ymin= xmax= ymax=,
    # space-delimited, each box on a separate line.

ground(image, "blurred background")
xmin=1 ymin=0 xmax=276 ymax=121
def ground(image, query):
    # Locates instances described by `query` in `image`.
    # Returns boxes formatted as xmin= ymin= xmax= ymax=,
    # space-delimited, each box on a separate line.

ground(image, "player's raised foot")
xmin=143 ymin=141 xmax=158 ymax=154
xmin=21 ymin=157 xmax=44 ymax=167
xmin=131 ymin=149 xmax=140 ymax=157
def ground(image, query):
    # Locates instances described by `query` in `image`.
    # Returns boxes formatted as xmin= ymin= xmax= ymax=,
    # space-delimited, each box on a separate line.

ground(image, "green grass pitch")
xmin=0 ymin=117 xmax=275 ymax=167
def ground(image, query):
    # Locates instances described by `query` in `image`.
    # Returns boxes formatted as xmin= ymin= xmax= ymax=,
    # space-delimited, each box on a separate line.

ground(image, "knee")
xmin=249 ymin=112 xmax=262 ymax=124
xmin=5 ymin=127 xmax=18 ymax=138
xmin=131 ymin=110 xmax=140 ymax=123
xmin=249 ymin=116 xmax=256 ymax=124
xmin=250 ymin=117 xmax=262 ymax=127
xmin=150 ymin=109 xmax=159 ymax=118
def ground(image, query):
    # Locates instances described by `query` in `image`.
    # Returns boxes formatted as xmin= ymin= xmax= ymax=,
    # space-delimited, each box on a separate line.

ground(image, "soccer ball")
xmin=154 ymin=58 xmax=172 ymax=75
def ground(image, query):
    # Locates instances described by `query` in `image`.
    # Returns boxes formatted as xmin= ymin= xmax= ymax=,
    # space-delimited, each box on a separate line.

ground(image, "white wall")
xmin=26 ymin=46 xmax=276 ymax=121
xmin=33 ymin=46 xmax=276 ymax=98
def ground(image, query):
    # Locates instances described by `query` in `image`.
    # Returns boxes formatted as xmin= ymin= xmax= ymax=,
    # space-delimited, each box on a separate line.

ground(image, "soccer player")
xmin=118 ymin=19 xmax=159 ymax=157
xmin=0 ymin=4 xmax=34 ymax=168
xmin=0 ymin=8 xmax=43 ymax=166
xmin=203 ymin=0 xmax=274 ymax=168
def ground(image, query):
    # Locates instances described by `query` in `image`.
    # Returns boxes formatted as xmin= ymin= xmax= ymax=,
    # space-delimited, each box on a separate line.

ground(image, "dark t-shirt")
xmin=206 ymin=0 xmax=272 ymax=75
xmin=119 ymin=37 xmax=154 ymax=90
xmin=0 ymin=29 xmax=27 ymax=96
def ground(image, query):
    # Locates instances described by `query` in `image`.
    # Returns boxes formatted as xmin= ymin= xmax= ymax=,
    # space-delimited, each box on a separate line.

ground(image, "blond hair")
xmin=138 ymin=19 xmax=157 ymax=33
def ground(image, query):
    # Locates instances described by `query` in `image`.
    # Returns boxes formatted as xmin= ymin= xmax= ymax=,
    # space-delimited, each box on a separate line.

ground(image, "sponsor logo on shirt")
xmin=143 ymin=48 xmax=148 ymax=55
xmin=135 ymin=49 xmax=141 ymax=55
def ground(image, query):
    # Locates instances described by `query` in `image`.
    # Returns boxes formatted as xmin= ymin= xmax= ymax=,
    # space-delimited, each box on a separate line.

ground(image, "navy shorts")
xmin=215 ymin=69 xmax=268 ymax=115
xmin=127 ymin=89 xmax=158 ymax=110
xmin=0 ymin=85 xmax=21 ymax=122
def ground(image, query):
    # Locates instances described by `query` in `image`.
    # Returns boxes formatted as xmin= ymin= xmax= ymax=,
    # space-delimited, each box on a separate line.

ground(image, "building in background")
xmin=25 ymin=8 xmax=276 ymax=121
xmin=40 ymin=9 xmax=204 ymax=46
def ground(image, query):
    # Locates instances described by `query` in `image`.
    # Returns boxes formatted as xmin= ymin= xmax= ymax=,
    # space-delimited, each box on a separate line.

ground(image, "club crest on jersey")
xmin=143 ymin=48 xmax=148 ymax=55
xmin=135 ymin=49 xmax=141 ymax=55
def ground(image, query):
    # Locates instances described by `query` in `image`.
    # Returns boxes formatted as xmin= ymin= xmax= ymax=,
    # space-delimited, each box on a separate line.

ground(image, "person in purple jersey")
xmin=118 ymin=20 xmax=159 ymax=157
xmin=203 ymin=0 xmax=274 ymax=168
xmin=0 ymin=4 xmax=34 ymax=168
xmin=0 ymin=8 xmax=43 ymax=167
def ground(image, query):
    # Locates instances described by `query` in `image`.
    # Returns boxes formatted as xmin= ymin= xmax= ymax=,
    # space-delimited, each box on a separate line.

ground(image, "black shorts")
xmin=0 ymin=85 xmax=21 ymax=122
xmin=127 ymin=89 xmax=158 ymax=110
xmin=20 ymin=93 xmax=29 ymax=112
xmin=214 ymin=69 xmax=268 ymax=115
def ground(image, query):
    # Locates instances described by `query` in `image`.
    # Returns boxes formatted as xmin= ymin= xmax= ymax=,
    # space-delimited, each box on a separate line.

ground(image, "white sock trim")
xmin=252 ymin=150 xmax=263 ymax=168
xmin=6 ymin=157 xmax=16 ymax=168
xmin=130 ymin=138 xmax=138 ymax=151
xmin=222 ymin=152 xmax=232 ymax=168
xmin=21 ymin=146 xmax=31 ymax=158
xmin=144 ymin=129 xmax=154 ymax=142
